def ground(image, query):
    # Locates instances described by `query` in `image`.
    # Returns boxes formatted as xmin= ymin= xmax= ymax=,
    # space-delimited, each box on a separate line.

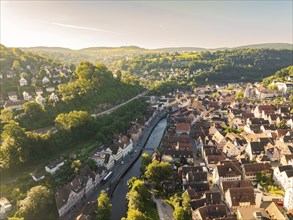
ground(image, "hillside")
xmin=235 ymin=43 xmax=292 ymax=50
xmin=262 ymin=65 xmax=293 ymax=85
xmin=20 ymin=43 xmax=293 ymax=65
xmin=0 ymin=45 xmax=143 ymax=131
xmin=115 ymin=49 xmax=293 ymax=86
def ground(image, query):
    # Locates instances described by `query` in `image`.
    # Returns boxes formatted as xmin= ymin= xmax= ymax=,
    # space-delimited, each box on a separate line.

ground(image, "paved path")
xmin=91 ymin=91 xmax=148 ymax=117
xmin=152 ymin=194 xmax=174 ymax=220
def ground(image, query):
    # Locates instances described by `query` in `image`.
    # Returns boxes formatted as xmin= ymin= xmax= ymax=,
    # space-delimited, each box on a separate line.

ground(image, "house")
xmin=55 ymin=168 xmax=96 ymax=217
xmin=225 ymin=187 xmax=256 ymax=211
xmin=242 ymin=163 xmax=272 ymax=182
xmin=119 ymin=136 xmax=133 ymax=157
xmin=184 ymin=170 xmax=207 ymax=185
xmin=192 ymin=204 xmax=228 ymax=220
xmin=19 ymin=77 xmax=28 ymax=86
xmin=253 ymin=105 xmax=275 ymax=118
xmin=45 ymin=159 xmax=65 ymax=174
xmin=280 ymin=154 xmax=293 ymax=166
xmin=49 ymin=93 xmax=59 ymax=101
xmin=35 ymin=87 xmax=43 ymax=95
xmin=31 ymin=77 xmax=37 ymax=84
xmin=46 ymin=87 xmax=55 ymax=93
xmin=212 ymin=130 xmax=227 ymax=148
xmin=236 ymin=207 xmax=270 ymax=220
xmin=284 ymin=187 xmax=293 ymax=212
xmin=202 ymin=146 xmax=226 ymax=171
xmin=273 ymin=165 xmax=293 ymax=190
xmin=22 ymin=91 xmax=32 ymax=101
xmin=189 ymin=191 xmax=222 ymax=211
xmin=222 ymin=141 xmax=241 ymax=158
xmin=91 ymin=148 xmax=115 ymax=170
xmin=213 ymin=161 xmax=242 ymax=185
xmin=42 ymin=76 xmax=50 ymax=84
xmin=8 ymin=91 xmax=18 ymax=102
xmin=175 ymin=123 xmax=190 ymax=134
xmin=4 ymin=100 xmax=26 ymax=110
xmin=110 ymin=142 xmax=124 ymax=162
xmin=265 ymin=147 xmax=281 ymax=162
xmin=265 ymin=202 xmax=287 ymax=220
xmin=178 ymin=166 xmax=204 ymax=179
xmin=245 ymin=142 xmax=265 ymax=161
xmin=52 ymin=76 xmax=61 ymax=84
xmin=32 ymin=172 xmax=45 ymax=181
xmin=35 ymin=94 xmax=45 ymax=105
xmin=220 ymin=180 xmax=253 ymax=194
xmin=0 ymin=197 xmax=12 ymax=219
xmin=273 ymin=81 xmax=293 ymax=94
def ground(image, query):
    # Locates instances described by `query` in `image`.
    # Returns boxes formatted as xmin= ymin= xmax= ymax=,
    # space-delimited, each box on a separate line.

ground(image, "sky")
xmin=0 ymin=1 xmax=292 ymax=49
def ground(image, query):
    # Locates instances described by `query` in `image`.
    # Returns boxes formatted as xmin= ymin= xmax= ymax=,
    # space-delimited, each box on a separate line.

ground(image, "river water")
xmin=110 ymin=119 xmax=167 ymax=220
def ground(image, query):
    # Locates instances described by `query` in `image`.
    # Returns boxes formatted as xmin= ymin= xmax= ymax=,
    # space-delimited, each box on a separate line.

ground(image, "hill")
xmin=235 ymin=43 xmax=292 ymax=50
xmin=262 ymin=65 xmax=293 ymax=85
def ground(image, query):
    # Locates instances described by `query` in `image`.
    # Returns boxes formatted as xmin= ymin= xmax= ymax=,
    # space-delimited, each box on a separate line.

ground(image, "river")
xmin=110 ymin=119 xmax=167 ymax=220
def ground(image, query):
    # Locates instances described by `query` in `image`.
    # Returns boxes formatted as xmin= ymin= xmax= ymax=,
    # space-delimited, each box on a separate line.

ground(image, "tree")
xmin=0 ymin=121 xmax=28 ymax=168
xmin=97 ymin=190 xmax=112 ymax=220
xmin=76 ymin=61 xmax=95 ymax=79
xmin=0 ymin=109 xmax=13 ymax=124
xmin=8 ymin=218 xmax=24 ymax=220
xmin=127 ymin=176 xmax=138 ymax=189
xmin=12 ymin=60 xmax=20 ymax=70
xmin=38 ymin=68 xmax=47 ymax=79
xmin=15 ymin=185 xmax=51 ymax=219
xmin=126 ymin=209 xmax=147 ymax=220
xmin=55 ymin=110 xmax=91 ymax=131
xmin=71 ymin=159 xmax=81 ymax=173
xmin=182 ymin=192 xmax=191 ymax=219
xmin=173 ymin=203 xmax=185 ymax=220
xmin=23 ymin=101 xmax=45 ymax=119
xmin=140 ymin=153 xmax=152 ymax=173
xmin=268 ymin=84 xmax=278 ymax=91
xmin=127 ymin=190 xmax=144 ymax=211
xmin=277 ymin=121 xmax=288 ymax=129
xmin=130 ymin=179 xmax=150 ymax=201
xmin=235 ymin=89 xmax=244 ymax=100
xmin=145 ymin=161 xmax=172 ymax=187
xmin=115 ymin=70 xmax=122 ymax=80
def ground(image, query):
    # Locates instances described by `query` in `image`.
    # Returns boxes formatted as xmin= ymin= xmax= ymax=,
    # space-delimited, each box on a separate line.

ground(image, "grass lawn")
xmin=268 ymin=186 xmax=285 ymax=195
xmin=145 ymin=199 xmax=160 ymax=220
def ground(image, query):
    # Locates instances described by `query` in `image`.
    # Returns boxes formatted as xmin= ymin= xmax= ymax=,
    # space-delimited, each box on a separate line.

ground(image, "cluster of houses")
xmin=245 ymin=77 xmax=292 ymax=99
xmin=151 ymin=84 xmax=293 ymax=220
xmin=54 ymin=109 xmax=156 ymax=218
xmin=1 ymin=65 xmax=73 ymax=110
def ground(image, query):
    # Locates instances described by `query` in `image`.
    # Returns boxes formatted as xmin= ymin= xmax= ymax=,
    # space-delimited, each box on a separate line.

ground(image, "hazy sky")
xmin=1 ymin=1 xmax=292 ymax=49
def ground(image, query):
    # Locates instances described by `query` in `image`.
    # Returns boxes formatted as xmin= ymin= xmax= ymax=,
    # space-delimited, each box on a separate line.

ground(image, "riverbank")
xmin=110 ymin=119 xmax=167 ymax=220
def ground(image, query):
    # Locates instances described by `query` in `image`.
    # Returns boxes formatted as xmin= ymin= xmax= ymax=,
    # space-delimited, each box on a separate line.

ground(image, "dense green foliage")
xmin=116 ymin=49 xmax=292 ymax=86
xmin=140 ymin=153 xmax=152 ymax=173
xmin=0 ymin=98 xmax=147 ymax=171
xmin=145 ymin=161 xmax=173 ymax=187
xmin=262 ymin=65 xmax=293 ymax=85
xmin=97 ymin=190 xmax=112 ymax=220
xmin=14 ymin=185 xmax=52 ymax=219
xmin=170 ymin=192 xmax=192 ymax=220
xmin=0 ymin=44 xmax=55 ymax=74
xmin=125 ymin=178 xmax=157 ymax=220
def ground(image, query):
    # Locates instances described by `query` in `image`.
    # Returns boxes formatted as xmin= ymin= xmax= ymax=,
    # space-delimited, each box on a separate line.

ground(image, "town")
xmin=1 ymin=1 xmax=293 ymax=218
